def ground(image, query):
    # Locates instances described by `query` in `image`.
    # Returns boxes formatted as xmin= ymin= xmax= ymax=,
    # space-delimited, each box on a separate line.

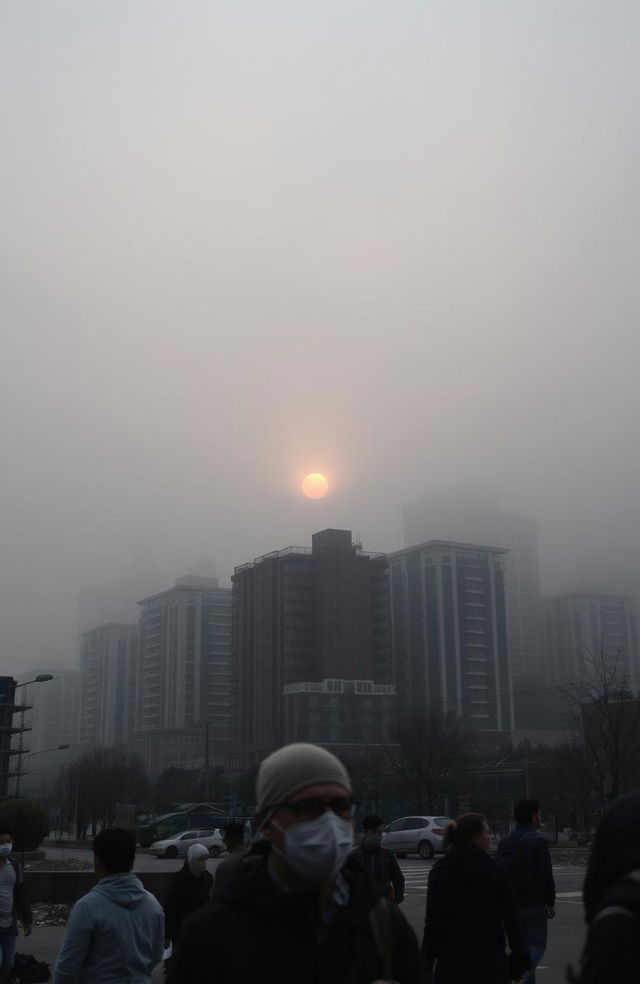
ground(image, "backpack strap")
xmin=592 ymin=869 xmax=640 ymax=924
xmin=369 ymin=897 xmax=394 ymax=981
xmin=592 ymin=904 xmax=636 ymax=923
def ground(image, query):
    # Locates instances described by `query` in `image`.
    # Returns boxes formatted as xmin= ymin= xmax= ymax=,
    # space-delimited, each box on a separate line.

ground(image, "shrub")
xmin=0 ymin=798 xmax=49 ymax=851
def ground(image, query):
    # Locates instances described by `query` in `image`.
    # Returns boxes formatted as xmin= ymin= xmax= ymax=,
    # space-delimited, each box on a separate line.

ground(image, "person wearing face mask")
xmin=352 ymin=816 xmax=405 ymax=904
xmin=0 ymin=826 xmax=32 ymax=984
xmin=211 ymin=824 xmax=248 ymax=896
xmin=168 ymin=743 xmax=422 ymax=984
xmin=163 ymin=843 xmax=213 ymax=959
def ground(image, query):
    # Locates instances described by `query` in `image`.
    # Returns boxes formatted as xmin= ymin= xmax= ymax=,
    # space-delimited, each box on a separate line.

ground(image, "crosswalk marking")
xmin=397 ymin=860 xmax=585 ymax=899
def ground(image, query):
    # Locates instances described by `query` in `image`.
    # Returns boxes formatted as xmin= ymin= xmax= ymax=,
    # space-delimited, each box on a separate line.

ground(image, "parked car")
xmin=382 ymin=816 xmax=454 ymax=859
xmin=149 ymin=828 xmax=226 ymax=859
xmin=137 ymin=805 xmax=222 ymax=847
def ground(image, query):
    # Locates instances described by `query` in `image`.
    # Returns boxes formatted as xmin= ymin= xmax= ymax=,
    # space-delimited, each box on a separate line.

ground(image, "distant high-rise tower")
xmin=231 ymin=529 xmax=395 ymax=768
xmin=133 ymin=576 xmax=232 ymax=777
xmin=542 ymin=592 xmax=640 ymax=687
xmin=389 ymin=540 xmax=514 ymax=732
xmin=403 ymin=490 xmax=541 ymax=680
xmin=79 ymin=625 xmax=138 ymax=747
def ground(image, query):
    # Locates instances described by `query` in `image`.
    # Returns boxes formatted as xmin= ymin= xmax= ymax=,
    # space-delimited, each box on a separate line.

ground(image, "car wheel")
xmin=165 ymin=846 xmax=178 ymax=859
xmin=418 ymin=840 xmax=434 ymax=860
xmin=209 ymin=846 xmax=221 ymax=858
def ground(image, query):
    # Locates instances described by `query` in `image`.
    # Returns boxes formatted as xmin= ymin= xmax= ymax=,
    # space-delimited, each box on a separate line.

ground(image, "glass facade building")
xmin=389 ymin=540 xmax=514 ymax=731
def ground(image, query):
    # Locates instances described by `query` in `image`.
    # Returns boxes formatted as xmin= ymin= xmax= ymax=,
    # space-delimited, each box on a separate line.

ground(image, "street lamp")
xmin=16 ymin=675 xmax=54 ymax=687
xmin=14 ymin=675 xmax=55 ymax=797
xmin=24 ymin=744 xmax=71 ymax=759
xmin=21 ymin=744 xmax=71 ymax=811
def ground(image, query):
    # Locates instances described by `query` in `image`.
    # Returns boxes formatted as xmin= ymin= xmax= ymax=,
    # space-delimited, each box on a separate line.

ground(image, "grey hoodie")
xmin=53 ymin=873 xmax=164 ymax=984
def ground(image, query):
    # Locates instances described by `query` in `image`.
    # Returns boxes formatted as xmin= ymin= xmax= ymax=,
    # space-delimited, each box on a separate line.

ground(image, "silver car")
xmin=382 ymin=816 xmax=453 ymax=859
xmin=149 ymin=828 xmax=226 ymax=859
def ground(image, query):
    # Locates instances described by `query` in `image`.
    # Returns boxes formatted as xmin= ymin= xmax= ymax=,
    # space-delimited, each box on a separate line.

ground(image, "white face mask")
xmin=274 ymin=810 xmax=353 ymax=883
xmin=0 ymin=844 xmax=11 ymax=858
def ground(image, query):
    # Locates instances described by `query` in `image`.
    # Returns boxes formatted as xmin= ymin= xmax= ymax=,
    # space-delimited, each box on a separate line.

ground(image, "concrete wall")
xmin=25 ymin=871 xmax=176 ymax=906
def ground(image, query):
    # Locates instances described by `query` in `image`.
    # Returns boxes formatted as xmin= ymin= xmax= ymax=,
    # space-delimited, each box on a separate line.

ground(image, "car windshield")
xmin=435 ymin=818 xmax=453 ymax=827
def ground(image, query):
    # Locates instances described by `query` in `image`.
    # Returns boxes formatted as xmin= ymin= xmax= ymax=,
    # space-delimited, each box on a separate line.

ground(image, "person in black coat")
xmin=352 ymin=814 xmax=405 ymax=903
xmin=163 ymin=843 xmax=213 ymax=953
xmin=422 ymin=813 xmax=530 ymax=984
xmin=570 ymin=791 xmax=640 ymax=983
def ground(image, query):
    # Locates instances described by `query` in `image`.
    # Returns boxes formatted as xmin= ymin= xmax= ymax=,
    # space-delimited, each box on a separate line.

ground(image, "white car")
xmin=149 ymin=828 xmax=226 ymax=859
xmin=381 ymin=816 xmax=454 ymax=859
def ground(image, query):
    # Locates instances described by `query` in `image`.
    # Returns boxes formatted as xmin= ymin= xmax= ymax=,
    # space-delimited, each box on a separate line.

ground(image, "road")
xmin=29 ymin=848 xmax=586 ymax=982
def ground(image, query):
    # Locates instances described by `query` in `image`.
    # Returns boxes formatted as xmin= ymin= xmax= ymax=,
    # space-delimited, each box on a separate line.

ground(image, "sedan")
xmin=149 ymin=828 xmax=226 ymax=859
xmin=381 ymin=816 xmax=453 ymax=859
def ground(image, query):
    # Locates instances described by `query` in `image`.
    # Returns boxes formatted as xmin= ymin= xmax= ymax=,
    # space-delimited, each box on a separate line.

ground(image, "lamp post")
xmin=22 ymin=744 xmax=71 ymax=797
xmin=14 ymin=675 xmax=55 ymax=797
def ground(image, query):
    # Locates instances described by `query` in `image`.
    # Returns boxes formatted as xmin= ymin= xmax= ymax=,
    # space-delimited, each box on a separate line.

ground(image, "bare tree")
xmin=528 ymin=741 xmax=595 ymax=833
xmin=565 ymin=648 xmax=640 ymax=813
xmin=345 ymin=744 xmax=400 ymax=815
xmin=56 ymin=747 xmax=148 ymax=837
xmin=389 ymin=709 xmax=465 ymax=813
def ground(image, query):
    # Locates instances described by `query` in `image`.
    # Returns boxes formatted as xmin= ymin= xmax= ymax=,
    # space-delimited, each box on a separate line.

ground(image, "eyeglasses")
xmin=274 ymin=798 xmax=359 ymax=822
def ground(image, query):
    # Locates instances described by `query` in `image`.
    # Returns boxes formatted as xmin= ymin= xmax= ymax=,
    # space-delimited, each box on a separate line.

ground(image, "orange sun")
xmin=302 ymin=473 xmax=329 ymax=499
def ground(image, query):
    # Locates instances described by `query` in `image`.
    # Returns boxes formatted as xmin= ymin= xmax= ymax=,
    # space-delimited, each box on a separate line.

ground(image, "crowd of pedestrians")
xmin=4 ymin=743 xmax=640 ymax=982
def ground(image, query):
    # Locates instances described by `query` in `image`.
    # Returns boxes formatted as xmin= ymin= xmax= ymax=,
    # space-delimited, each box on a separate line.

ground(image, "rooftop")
xmin=389 ymin=538 xmax=509 ymax=558
xmin=138 ymin=576 xmax=229 ymax=607
xmin=233 ymin=529 xmax=385 ymax=576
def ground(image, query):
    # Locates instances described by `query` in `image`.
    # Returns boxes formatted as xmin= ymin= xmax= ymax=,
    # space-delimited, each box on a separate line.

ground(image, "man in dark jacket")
xmin=352 ymin=815 xmax=405 ymax=903
xmin=164 ymin=843 xmax=213 ymax=952
xmin=168 ymin=743 xmax=422 ymax=984
xmin=211 ymin=824 xmax=248 ymax=896
xmin=572 ymin=791 xmax=640 ymax=983
xmin=496 ymin=800 xmax=555 ymax=984
xmin=0 ymin=826 xmax=32 ymax=984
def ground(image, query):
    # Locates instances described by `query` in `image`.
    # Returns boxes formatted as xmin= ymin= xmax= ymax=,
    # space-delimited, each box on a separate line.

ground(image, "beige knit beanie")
xmin=256 ymin=743 xmax=352 ymax=814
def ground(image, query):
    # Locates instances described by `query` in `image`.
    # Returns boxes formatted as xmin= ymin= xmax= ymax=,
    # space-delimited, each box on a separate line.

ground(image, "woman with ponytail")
xmin=422 ymin=813 xmax=530 ymax=984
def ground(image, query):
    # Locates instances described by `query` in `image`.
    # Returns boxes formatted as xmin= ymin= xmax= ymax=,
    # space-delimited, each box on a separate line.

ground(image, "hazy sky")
xmin=2 ymin=1 xmax=639 ymax=668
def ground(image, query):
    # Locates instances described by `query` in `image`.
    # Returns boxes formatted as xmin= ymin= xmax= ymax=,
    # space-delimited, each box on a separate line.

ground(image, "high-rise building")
xmin=79 ymin=625 xmax=138 ymax=747
xmin=389 ymin=540 xmax=514 ymax=732
xmin=542 ymin=592 xmax=640 ymax=687
xmin=403 ymin=490 xmax=541 ymax=680
xmin=133 ymin=576 xmax=232 ymax=777
xmin=231 ymin=529 xmax=395 ymax=769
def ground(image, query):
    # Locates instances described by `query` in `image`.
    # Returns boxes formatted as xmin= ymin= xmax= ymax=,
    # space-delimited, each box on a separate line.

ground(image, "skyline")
xmin=2 ymin=1 xmax=639 ymax=670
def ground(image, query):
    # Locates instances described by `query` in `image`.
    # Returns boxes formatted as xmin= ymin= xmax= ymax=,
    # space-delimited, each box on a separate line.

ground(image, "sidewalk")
xmin=16 ymin=927 xmax=165 ymax=981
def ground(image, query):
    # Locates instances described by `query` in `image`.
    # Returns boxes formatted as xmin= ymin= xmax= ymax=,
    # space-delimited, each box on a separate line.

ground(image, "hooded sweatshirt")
xmin=53 ymin=873 xmax=164 ymax=984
